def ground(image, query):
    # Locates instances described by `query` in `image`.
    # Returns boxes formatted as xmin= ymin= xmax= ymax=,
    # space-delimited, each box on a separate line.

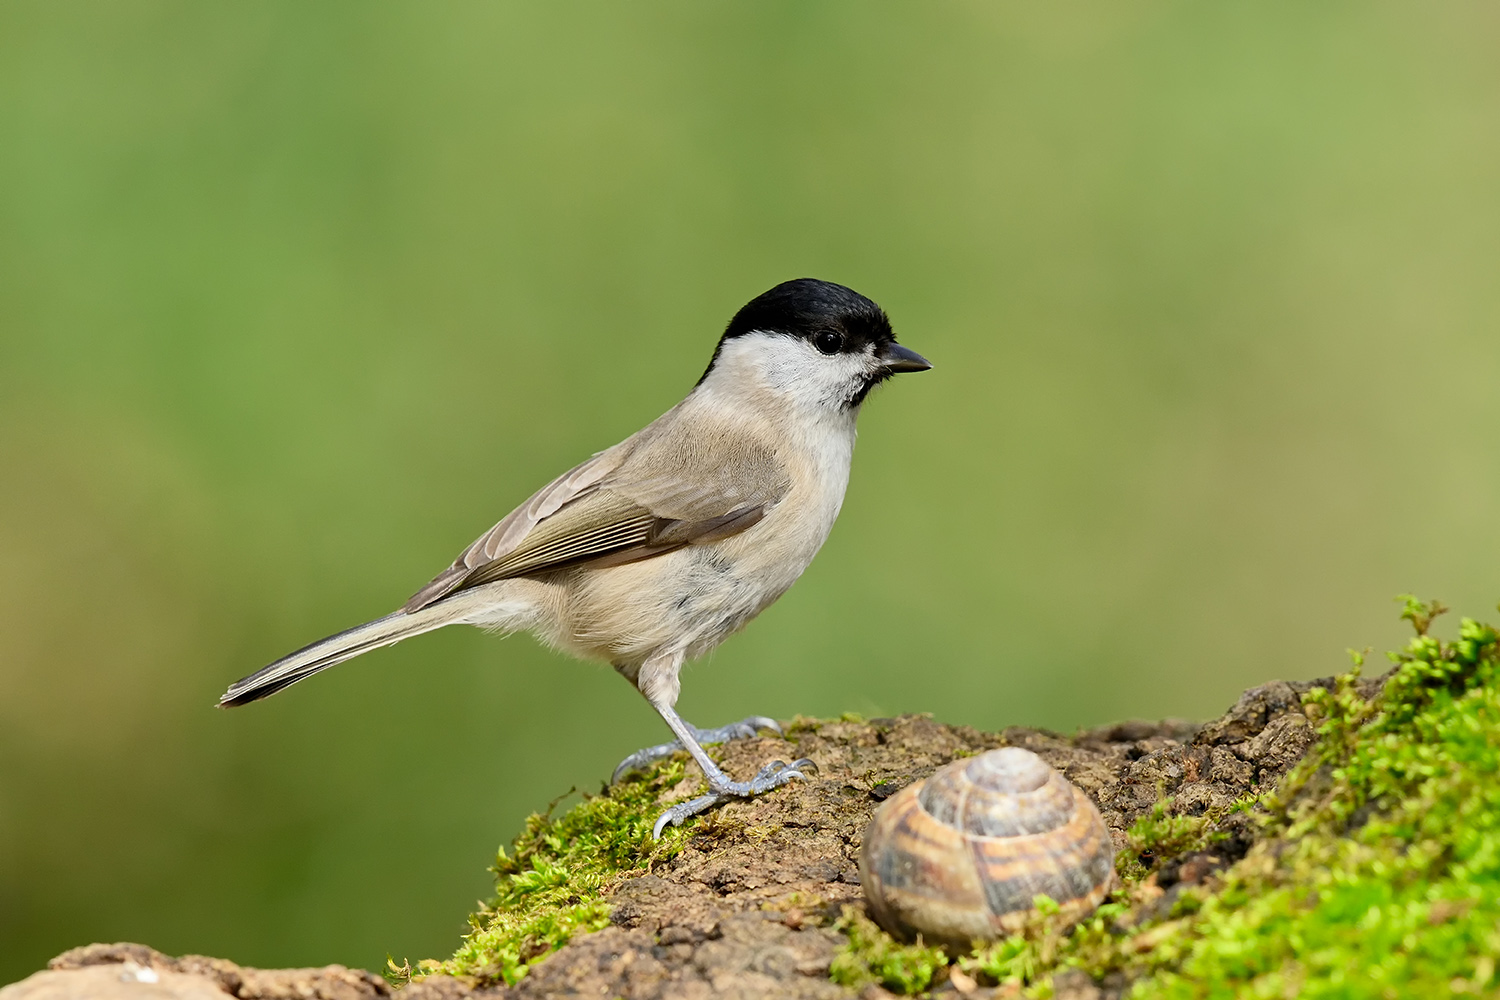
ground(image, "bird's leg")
xmin=623 ymin=653 xmax=813 ymax=838
xmin=610 ymin=715 xmax=783 ymax=784
xmin=645 ymin=700 xmax=814 ymax=839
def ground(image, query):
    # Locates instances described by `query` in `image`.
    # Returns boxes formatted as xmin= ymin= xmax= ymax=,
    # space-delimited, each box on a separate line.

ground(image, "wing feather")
xmin=403 ymin=409 xmax=792 ymax=613
xmin=402 ymin=450 xmax=625 ymax=611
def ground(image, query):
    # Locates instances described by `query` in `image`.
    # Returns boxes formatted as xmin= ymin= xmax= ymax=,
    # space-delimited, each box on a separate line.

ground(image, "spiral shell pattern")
xmin=859 ymin=747 xmax=1115 ymax=946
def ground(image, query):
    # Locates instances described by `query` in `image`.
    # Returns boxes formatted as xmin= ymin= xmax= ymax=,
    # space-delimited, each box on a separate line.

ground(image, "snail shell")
xmin=859 ymin=747 xmax=1115 ymax=946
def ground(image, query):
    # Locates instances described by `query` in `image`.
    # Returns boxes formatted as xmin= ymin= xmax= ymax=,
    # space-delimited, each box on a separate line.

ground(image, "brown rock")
xmin=14 ymin=673 xmax=1334 ymax=1000
xmin=1050 ymin=968 xmax=1105 ymax=1000
xmin=0 ymin=966 xmax=230 ymax=1000
xmin=7 ymin=943 xmax=389 ymax=1000
xmin=1239 ymin=712 xmax=1317 ymax=785
xmin=1194 ymin=681 xmax=1305 ymax=746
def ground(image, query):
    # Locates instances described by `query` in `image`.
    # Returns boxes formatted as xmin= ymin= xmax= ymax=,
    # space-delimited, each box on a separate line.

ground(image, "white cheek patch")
xmin=708 ymin=332 xmax=875 ymax=410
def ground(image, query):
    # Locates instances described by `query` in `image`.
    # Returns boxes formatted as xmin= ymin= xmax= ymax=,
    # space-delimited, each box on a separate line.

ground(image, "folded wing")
xmin=404 ymin=420 xmax=791 ymax=613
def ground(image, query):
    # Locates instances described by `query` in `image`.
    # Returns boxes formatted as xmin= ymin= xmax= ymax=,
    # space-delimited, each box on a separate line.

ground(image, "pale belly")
xmin=512 ymin=405 xmax=857 ymax=671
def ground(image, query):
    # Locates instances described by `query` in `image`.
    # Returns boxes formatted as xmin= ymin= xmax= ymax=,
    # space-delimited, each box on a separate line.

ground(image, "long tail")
xmin=218 ymin=600 xmax=470 ymax=707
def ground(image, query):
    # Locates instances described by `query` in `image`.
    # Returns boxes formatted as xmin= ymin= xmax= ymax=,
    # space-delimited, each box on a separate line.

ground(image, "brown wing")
xmin=402 ymin=449 xmax=622 ymax=612
xmin=403 ymin=416 xmax=791 ymax=613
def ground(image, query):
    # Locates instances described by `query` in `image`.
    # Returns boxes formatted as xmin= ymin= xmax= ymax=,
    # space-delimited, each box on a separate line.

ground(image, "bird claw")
xmin=652 ymin=793 xmax=721 ymax=839
xmin=612 ymin=740 xmax=685 ymax=785
xmin=649 ymin=756 xmax=817 ymax=839
xmin=738 ymin=756 xmax=817 ymax=791
xmin=611 ymin=716 xmax=784 ymax=784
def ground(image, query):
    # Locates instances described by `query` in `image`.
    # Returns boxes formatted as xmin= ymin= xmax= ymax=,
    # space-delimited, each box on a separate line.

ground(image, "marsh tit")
xmin=220 ymin=278 xmax=931 ymax=835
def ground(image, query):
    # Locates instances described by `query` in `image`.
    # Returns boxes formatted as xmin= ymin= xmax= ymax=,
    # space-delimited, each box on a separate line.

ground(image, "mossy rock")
xmin=389 ymin=597 xmax=1499 ymax=999
xmin=16 ymin=598 xmax=1498 ymax=999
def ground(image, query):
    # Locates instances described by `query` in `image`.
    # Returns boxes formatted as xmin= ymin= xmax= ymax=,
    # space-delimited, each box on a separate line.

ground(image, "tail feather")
xmin=219 ymin=603 xmax=464 ymax=707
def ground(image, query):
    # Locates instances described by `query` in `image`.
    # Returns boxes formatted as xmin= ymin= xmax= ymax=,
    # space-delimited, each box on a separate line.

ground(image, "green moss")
xmin=1115 ymin=798 xmax=1245 ymax=884
xmin=830 ymin=906 xmax=948 ymax=994
xmin=1122 ymin=600 xmax=1500 ymax=998
xmin=424 ymin=759 xmax=691 ymax=986
xmin=784 ymin=711 xmax=868 ymax=736
xmin=830 ymin=597 xmax=1500 ymax=998
xmin=958 ymin=896 xmax=1136 ymax=992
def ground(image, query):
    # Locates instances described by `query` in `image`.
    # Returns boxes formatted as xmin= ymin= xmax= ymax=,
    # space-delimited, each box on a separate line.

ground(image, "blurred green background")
xmin=3 ymin=0 xmax=1498 ymax=983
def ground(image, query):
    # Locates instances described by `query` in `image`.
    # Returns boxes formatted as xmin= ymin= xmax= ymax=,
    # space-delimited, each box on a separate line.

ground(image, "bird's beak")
xmin=879 ymin=343 xmax=933 ymax=374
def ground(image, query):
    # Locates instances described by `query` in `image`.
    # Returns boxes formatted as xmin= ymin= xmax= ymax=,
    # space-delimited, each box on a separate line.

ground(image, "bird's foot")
xmin=611 ymin=715 xmax=783 ymax=784
xmin=651 ymin=757 xmax=817 ymax=839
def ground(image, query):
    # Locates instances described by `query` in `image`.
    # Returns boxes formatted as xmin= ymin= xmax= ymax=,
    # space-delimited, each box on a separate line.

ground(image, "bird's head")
xmin=699 ymin=278 xmax=931 ymax=412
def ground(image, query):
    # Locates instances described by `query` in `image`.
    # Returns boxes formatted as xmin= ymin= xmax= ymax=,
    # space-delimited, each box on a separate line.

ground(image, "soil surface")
xmin=5 ymin=676 xmax=1360 ymax=1000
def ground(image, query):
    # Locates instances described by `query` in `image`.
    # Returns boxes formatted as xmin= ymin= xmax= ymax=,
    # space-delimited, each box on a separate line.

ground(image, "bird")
xmin=220 ymin=278 xmax=931 ymax=836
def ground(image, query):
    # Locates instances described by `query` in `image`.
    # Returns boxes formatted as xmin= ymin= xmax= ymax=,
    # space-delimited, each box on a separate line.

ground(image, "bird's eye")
xmin=813 ymin=331 xmax=843 ymax=355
